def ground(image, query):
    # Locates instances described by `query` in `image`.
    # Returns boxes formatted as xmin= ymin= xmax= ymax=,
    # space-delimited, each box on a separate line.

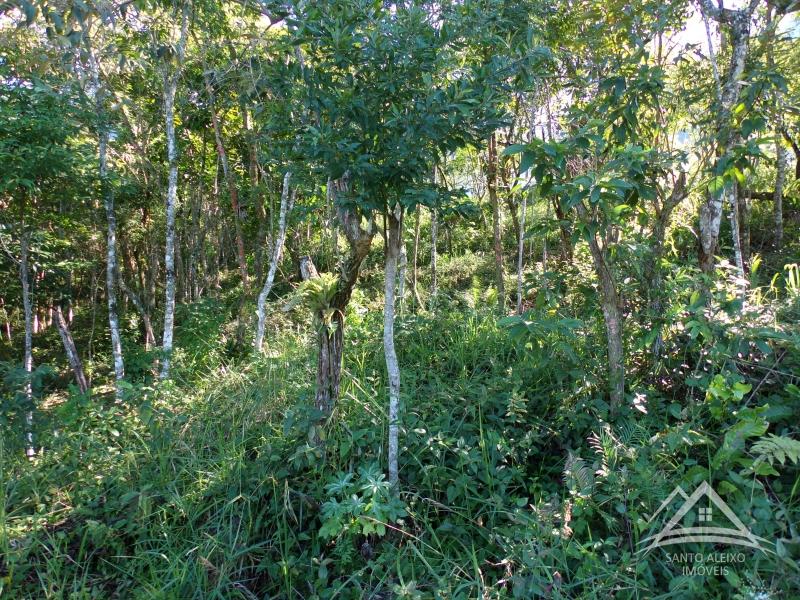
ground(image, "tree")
xmin=291 ymin=0 xmax=523 ymax=483
xmin=154 ymin=2 xmax=190 ymax=379
xmin=0 ymin=60 xmax=87 ymax=453
xmin=695 ymin=0 xmax=760 ymax=275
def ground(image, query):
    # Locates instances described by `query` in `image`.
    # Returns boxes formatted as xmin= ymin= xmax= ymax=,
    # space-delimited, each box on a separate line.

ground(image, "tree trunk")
xmin=160 ymin=74 xmax=179 ymax=379
xmin=774 ymin=129 xmax=786 ymax=248
xmin=313 ymin=179 xmax=375 ymax=415
xmin=739 ymin=187 xmax=751 ymax=268
xmin=255 ymin=172 xmax=294 ymax=352
xmin=55 ymin=305 xmax=89 ymax=394
xmin=487 ymin=133 xmax=505 ymax=312
xmin=1 ymin=297 xmax=11 ymax=341
xmin=20 ymin=229 xmax=35 ymax=458
xmin=766 ymin=8 xmax=785 ymax=249
xmin=314 ymin=310 xmax=344 ymax=417
xmin=384 ymin=209 xmax=402 ymax=486
xmin=397 ymin=234 xmax=407 ymax=314
xmin=84 ymin=33 xmax=124 ymax=397
xmin=243 ymin=105 xmax=267 ymax=284
xmin=159 ymin=5 xmax=189 ymax=380
xmin=697 ymin=0 xmax=756 ymax=274
xmin=411 ymin=208 xmax=422 ymax=309
xmin=516 ymin=188 xmax=529 ymax=314
xmin=100 ymin=127 xmax=125 ymax=397
xmin=119 ymin=278 xmax=156 ymax=350
xmin=646 ymin=174 xmax=687 ymax=357
xmin=206 ymin=79 xmax=249 ymax=345
xmin=579 ymin=204 xmax=624 ymax=412
xmin=730 ymin=181 xmax=746 ymax=291
xmin=430 ymin=207 xmax=438 ymax=303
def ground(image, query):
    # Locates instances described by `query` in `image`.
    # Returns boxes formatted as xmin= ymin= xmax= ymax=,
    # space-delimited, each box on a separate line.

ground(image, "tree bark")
xmin=119 ymin=278 xmax=156 ymax=350
xmin=100 ymin=119 xmax=125 ymax=397
xmin=1 ymin=297 xmax=11 ymax=341
xmin=159 ymin=5 xmax=189 ymax=380
xmin=516 ymin=188 xmax=529 ymax=314
xmin=396 ymin=233 xmax=407 ymax=314
xmin=739 ymin=187 xmax=751 ymax=268
xmin=766 ymin=8 xmax=785 ymax=249
xmin=160 ymin=75 xmax=179 ymax=379
xmin=84 ymin=31 xmax=124 ymax=397
xmin=774 ymin=130 xmax=786 ymax=249
xmin=697 ymin=0 xmax=759 ymax=274
xmin=21 ymin=228 xmax=35 ymax=458
xmin=487 ymin=133 xmax=505 ymax=312
xmin=411 ymin=208 xmax=422 ymax=309
xmin=577 ymin=204 xmax=624 ymax=412
xmin=730 ymin=181 xmax=746 ymax=290
xmin=430 ymin=207 xmax=438 ymax=303
xmin=646 ymin=174 xmax=687 ymax=357
xmin=313 ymin=178 xmax=375 ymax=415
xmin=55 ymin=305 xmax=89 ymax=394
xmin=384 ymin=209 xmax=403 ymax=486
xmin=255 ymin=171 xmax=294 ymax=352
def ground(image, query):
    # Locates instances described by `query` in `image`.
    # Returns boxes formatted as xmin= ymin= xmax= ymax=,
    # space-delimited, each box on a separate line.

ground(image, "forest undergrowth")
xmin=2 ymin=250 xmax=800 ymax=600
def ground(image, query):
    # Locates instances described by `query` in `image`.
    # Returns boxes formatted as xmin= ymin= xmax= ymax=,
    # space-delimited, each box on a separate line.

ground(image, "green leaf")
xmin=518 ymin=151 xmax=534 ymax=175
xmin=502 ymin=144 xmax=527 ymax=156
xmin=708 ymin=175 xmax=725 ymax=199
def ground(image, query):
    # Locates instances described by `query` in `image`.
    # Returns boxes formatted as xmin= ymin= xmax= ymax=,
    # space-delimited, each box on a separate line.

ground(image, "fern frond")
xmin=751 ymin=434 xmax=800 ymax=467
xmin=564 ymin=450 xmax=594 ymax=497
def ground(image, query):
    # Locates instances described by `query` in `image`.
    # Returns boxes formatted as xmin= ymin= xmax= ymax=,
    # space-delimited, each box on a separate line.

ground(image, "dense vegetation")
xmin=1 ymin=0 xmax=800 ymax=597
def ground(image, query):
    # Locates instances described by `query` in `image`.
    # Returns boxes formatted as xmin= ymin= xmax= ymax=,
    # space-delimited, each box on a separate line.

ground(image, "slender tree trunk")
xmin=159 ymin=5 xmax=189 ymax=380
xmin=243 ymin=106 xmax=267 ymax=284
xmin=516 ymin=188 xmax=529 ymax=314
xmin=411 ymin=208 xmax=422 ymax=309
xmin=730 ymin=181 xmax=746 ymax=291
xmin=384 ymin=209 xmax=402 ymax=486
xmin=430 ymin=207 xmax=438 ymax=303
xmin=206 ymin=79 xmax=249 ymax=345
xmin=313 ymin=179 xmax=375 ymax=415
xmin=325 ymin=177 xmax=339 ymax=271
xmin=397 ymin=234 xmax=407 ymax=314
xmin=578 ymin=204 xmax=624 ymax=411
xmin=646 ymin=174 xmax=687 ymax=357
xmin=774 ymin=129 xmax=786 ymax=249
xmin=55 ymin=305 xmax=89 ymax=394
xmin=487 ymin=133 xmax=505 ymax=312
xmin=255 ymin=172 xmax=294 ymax=352
xmin=697 ymin=0 xmax=756 ymax=274
xmin=1 ymin=297 xmax=11 ymax=341
xmin=20 ymin=229 xmax=34 ymax=458
xmin=119 ymin=279 xmax=156 ymax=350
xmin=83 ymin=28 xmax=124 ymax=396
xmin=99 ymin=129 xmax=125 ymax=397
xmin=160 ymin=75 xmax=179 ymax=379
xmin=766 ymin=8 xmax=784 ymax=249
xmin=739 ymin=187 xmax=751 ymax=268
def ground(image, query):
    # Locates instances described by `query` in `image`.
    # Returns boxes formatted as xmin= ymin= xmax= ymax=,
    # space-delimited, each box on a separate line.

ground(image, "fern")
xmin=751 ymin=434 xmax=800 ymax=467
xmin=564 ymin=451 xmax=594 ymax=497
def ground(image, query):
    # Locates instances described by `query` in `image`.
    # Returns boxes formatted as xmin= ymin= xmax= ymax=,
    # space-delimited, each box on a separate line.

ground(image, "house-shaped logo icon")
xmin=637 ymin=480 xmax=773 ymax=555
